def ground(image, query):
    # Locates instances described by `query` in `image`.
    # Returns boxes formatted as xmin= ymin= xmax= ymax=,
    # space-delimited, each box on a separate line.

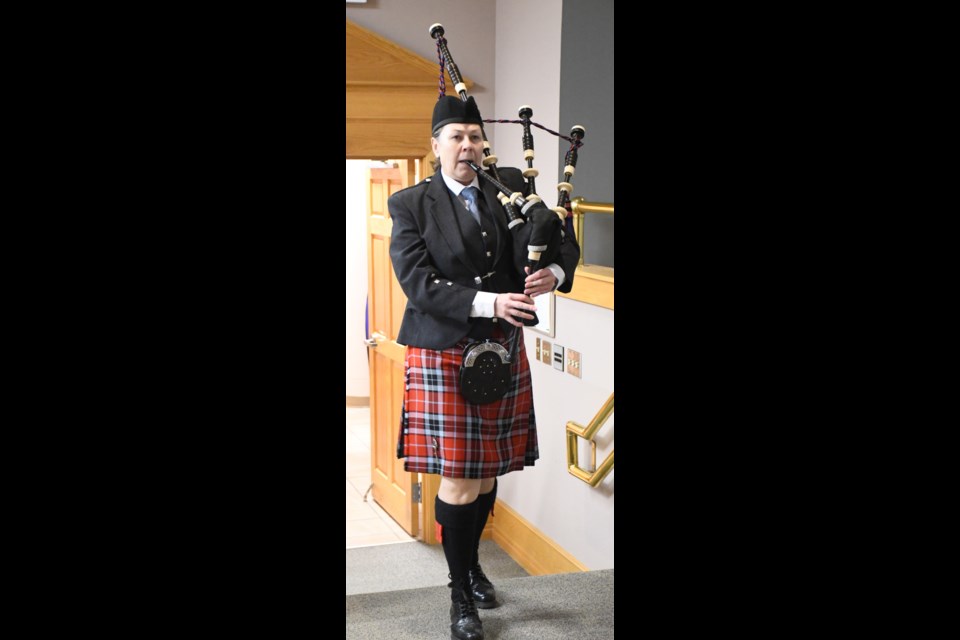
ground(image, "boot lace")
xmin=453 ymin=593 xmax=479 ymax=617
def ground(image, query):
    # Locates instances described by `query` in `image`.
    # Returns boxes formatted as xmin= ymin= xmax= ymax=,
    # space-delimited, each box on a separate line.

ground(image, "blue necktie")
xmin=461 ymin=186 xmax=482 ymax=226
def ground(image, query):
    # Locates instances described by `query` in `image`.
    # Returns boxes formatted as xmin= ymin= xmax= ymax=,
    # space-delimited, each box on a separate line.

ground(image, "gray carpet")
xmin=346 ymin=568 xmax=615 ymax=639
xmin=347 ymin=539 xmax=529 ymax=595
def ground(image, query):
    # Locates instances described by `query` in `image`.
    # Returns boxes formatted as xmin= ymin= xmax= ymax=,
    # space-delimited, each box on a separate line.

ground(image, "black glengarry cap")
xmin=432 ymin=95 xmax=482 ymax=132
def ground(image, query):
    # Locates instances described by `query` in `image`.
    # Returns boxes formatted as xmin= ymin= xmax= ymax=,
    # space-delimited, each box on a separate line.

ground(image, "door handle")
xmin=364 ymin=338 xmax=378 ymax=347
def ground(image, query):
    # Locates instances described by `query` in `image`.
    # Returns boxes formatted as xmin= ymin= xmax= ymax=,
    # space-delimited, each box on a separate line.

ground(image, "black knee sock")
xmin=471 ymin=479 xmax=498 ymax=568
xmin=435 ymin=496 xmax=480 ymax=589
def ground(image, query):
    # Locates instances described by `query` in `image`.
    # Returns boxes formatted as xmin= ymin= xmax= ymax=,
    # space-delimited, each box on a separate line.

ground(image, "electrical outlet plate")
xmin=541 ymin=340 xmax=552 ymax=364
xmin=567 ymin=349 xmax=581 ymax=378
xmin=553 ymin=345 xmax=564 ymax=371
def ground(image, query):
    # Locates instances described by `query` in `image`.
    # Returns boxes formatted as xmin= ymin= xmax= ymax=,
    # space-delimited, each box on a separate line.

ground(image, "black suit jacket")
xmin=388 ymin=166 xmax=580 ymax=350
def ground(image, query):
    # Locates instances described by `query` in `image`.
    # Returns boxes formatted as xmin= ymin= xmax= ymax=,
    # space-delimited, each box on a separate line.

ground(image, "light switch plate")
xmin=567 ymin=349 xmax=581 ymax=378
xmin=553 ymin=345 xmax=564 ymax=371
xmin=541 ymin=340 xmax=552 ymax=365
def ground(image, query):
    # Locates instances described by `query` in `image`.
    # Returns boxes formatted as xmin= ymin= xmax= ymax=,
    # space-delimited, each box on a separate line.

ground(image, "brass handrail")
xmin=566 ymin=392 xmax=614 ymax=486
xmin=570 ymin=197 xmax=614 ymax=268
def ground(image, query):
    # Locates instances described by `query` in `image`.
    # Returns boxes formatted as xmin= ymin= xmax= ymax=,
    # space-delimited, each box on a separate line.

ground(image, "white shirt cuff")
xmin=471 ymin=291 xmax=498 ymax=318
xmin=547 ymin=263 xmax=565 ymax=290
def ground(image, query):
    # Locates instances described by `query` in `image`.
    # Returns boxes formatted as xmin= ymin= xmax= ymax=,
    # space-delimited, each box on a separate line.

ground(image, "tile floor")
xmin=346 ymin=405 xmax=417 ymax=549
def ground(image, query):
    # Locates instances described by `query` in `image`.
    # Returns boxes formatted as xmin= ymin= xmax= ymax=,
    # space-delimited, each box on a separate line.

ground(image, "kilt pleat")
xmin=397 ymin=329 xmax=539 ymax=478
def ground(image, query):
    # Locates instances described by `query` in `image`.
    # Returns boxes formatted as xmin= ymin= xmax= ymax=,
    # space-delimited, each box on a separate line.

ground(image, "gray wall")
xmin=560 ymin=0 xmax=614 ymax=267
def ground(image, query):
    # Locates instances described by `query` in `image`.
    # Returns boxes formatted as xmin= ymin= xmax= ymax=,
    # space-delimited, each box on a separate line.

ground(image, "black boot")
xmin=469 ymin=480 xmax=499 ymax=608
xmin=467 ymin=564 xmax=497 ymax=609
xmin=436 ymin=497 xmax=484 ymax=639
xmin=449 ymin=582 xmax=484 ymax=640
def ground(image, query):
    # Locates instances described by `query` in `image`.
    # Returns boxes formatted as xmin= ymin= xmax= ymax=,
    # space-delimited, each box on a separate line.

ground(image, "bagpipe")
xmin=429 ymin=23 xmax=585 ymax=319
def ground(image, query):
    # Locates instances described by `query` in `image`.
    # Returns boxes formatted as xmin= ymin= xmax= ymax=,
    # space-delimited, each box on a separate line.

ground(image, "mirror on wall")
xmin=580 ymin=210 xmax=613 ymax=268
xmin=556 ymin=198 xmax=614 ymax=310
xmin=571 ymin=198 xmax=614 ymax=270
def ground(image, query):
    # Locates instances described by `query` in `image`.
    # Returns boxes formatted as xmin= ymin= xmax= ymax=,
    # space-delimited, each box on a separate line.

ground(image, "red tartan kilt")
xmin=397 ymin=328 xmax=539 ymax=479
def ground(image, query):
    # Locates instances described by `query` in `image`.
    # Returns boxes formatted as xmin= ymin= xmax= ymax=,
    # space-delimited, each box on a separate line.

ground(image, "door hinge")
xmin=412 ymin=482 xmax=422 ymax=503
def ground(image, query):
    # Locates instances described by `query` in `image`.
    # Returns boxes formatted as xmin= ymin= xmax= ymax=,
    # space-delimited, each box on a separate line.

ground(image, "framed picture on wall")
xmin=527 ymin=292 xmax=555 ymax=338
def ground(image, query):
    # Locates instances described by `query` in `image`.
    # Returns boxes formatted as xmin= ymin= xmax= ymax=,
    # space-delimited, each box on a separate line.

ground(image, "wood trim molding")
xmin=347 ymin=19 xmax=473 ymax=159
xmin=420 ymin=473 xmax=441 ymax=545
xmin=489 ymin=500 xmax=588 ymax=576
xmin=557 ymin=265 xmax=614 ymax=310
xmin=347 ymin=19 xmax=473 ymax=87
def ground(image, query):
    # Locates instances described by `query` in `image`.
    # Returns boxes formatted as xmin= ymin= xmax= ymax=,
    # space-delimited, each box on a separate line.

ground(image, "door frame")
xmin=348 ymin=19 xmax=473 ymax=545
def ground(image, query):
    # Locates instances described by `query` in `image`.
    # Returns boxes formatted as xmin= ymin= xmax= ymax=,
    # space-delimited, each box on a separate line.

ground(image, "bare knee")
xmin=479 ymin=477 xmax=496 ymax=494
xmin=438 ymin=477 xmax=481 ymax=505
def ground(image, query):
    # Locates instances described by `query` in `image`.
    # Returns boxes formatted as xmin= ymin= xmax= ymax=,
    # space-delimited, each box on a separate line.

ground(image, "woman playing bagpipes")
xmin=388 ymin=88 xmax=580 ymax=639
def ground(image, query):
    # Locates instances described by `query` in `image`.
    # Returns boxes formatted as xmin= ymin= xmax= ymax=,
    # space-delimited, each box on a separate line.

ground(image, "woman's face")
xmin=432 ymin=123 xmax=484 ymax=185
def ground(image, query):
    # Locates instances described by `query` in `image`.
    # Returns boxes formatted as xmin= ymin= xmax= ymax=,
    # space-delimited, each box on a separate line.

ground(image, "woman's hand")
xmin=494 ymin=292 xmax=537 ymax=327
xmin=524 ymin=267 xmax=557 ymax=297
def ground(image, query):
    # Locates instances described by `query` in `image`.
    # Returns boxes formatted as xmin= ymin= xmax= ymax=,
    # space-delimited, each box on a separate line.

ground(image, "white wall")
xmin=345 ymin=160 xmax=371 ymax=398
xmin=516 ymin=297 xmax=615 ymax=571
xmin=346 ymin=0 xmax=615 ymax=571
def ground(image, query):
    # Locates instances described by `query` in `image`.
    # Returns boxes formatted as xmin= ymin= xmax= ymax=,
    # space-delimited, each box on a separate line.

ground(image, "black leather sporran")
xmin=459 ymin=338 xmax=513 ymax=404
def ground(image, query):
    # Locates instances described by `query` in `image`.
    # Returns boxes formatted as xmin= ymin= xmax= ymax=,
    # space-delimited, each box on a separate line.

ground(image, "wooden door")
xmin=366 ymin=163 xmax=418 ymax=537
